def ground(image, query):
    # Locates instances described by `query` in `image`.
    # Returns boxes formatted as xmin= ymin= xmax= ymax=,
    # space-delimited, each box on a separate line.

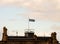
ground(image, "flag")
xmin=29 ymin=19 xmax=35 ymax=22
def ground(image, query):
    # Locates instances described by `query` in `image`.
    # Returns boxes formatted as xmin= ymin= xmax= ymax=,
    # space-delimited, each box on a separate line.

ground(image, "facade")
xmin=0 ymin=27 xmax=59 ymax=44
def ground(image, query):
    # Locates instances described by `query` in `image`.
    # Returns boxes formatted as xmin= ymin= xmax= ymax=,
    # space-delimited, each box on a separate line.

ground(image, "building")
xmin=0 ymin=26 xmax=59 ymax=44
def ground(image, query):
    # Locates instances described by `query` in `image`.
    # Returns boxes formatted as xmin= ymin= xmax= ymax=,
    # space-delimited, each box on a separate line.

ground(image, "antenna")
xmin=16 ymin=31 xmax=18 ymax=36
xmin=44 ymin=32 xmax=45 ymax=37
xmin=12 ymin=30 xmax=18 ymax=36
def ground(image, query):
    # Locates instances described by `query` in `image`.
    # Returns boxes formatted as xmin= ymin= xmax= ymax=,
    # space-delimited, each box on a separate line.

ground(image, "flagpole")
xmin=27 ymin=16 xmax=35 ymax=32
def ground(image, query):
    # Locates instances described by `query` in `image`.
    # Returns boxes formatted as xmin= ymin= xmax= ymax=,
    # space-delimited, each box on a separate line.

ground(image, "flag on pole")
xmin=29 ymin=19 xmax=35 ymax=22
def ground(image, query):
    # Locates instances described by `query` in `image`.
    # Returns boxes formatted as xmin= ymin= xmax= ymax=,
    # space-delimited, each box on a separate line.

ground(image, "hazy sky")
xmin=0 ymin=0 xmax=60 ymax=42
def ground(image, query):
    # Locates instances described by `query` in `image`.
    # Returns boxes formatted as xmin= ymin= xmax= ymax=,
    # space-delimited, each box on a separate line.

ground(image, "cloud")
xmin=0 ymin=0 xmax=60 ymax=22
xmin=51 ymin=25 xmax=60 ymax=30
xmin=0 ymin=0 xmax=60 ymax=10
xmin=18 ymin=12 xmax=60 ymax=22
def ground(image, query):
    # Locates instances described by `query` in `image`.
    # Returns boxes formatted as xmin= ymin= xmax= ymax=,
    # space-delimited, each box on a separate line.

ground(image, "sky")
xmin=0 ymin=0 xmax=60 ymax=42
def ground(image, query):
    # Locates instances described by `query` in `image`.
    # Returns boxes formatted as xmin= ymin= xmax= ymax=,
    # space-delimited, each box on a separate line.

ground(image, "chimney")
xmin=51 ymin=32 xmax=58 ymax=44
xmin=51 ymin=32 xmax=56 ymax=40
xmin=2 ymin=26 xmax=8 ymax=41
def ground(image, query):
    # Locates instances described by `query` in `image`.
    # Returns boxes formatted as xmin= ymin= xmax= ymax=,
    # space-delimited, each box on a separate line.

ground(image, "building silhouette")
xmin=0 ymin=26 xmax=59 ymax=44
